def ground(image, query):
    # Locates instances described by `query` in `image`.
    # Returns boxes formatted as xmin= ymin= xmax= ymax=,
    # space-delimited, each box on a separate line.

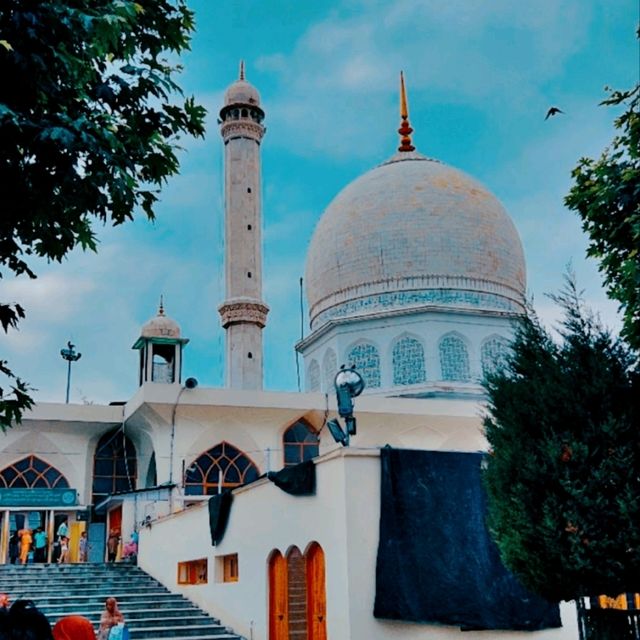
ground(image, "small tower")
xmin=133 ymin=299 xmax=189 ymax=385
xmin=218 ymin=61 xmax=269 ymax=390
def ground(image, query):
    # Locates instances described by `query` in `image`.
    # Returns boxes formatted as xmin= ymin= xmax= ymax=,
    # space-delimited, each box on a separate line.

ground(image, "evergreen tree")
xmin=483 ymin=276 xmax=640 ymax=604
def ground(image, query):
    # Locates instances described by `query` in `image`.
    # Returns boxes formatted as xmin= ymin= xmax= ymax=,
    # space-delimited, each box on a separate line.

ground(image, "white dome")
xmin=305 ymin=152 xmax=526 ymax=329
xmin=141 ymin=304 xmax=181 ymax=339
xmin=223 ymin=79 xmax=260 ymax=107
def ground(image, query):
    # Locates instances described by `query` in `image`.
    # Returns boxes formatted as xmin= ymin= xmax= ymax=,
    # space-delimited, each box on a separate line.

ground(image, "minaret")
xmin=218 ymin=62 xmax=269 ymax=390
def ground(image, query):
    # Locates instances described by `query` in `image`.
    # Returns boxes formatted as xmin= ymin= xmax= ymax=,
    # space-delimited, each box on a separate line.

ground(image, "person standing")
xmin=56 ymin=518 xmax=69 ymax=540
xmin=78 ymin=531 xmax=88 ymax=563
xmin=107 ymin=529 xmax=119 ymax=563
xmin=8 ymin=532 xmax=20 ymax=565
xmin=33 ymin=527 xmax=47 ymax=563
xmin=98 ymin=597 xmax=125 ymax=640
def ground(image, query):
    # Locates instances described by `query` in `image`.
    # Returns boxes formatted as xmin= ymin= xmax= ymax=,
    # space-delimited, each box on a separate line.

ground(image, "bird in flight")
xmin=545 ymin=107 xmax=564 ymax=120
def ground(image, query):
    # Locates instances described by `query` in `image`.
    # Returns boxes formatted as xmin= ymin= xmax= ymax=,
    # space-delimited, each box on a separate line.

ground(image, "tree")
xmin=0 ymin=0 xmax=206 ymax=429
xmin=565 ymin=83 xmax=640 ymax=353
xmin=483 ymin=277 xmax=640 ymax=606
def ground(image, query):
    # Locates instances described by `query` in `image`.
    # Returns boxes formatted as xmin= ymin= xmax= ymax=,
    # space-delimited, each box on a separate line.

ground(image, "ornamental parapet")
xmin=218 ymin=299 xmax=269 ymax=328
xmin=221 ymin=120 xmax=265 ymax=143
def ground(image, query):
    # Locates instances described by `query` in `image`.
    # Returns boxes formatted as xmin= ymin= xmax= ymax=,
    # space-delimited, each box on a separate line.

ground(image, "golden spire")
xmin=239 ymin=60 xmax=245 ymax=81
xmin=398 ymin=71 xmax=415 ymax=152
xmin=158 ymin=294 xmax=165 ymax=316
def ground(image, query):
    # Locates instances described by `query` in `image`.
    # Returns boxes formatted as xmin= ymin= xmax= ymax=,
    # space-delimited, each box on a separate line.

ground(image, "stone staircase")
xmin=0 ymin=563 xmax=244 ymax=640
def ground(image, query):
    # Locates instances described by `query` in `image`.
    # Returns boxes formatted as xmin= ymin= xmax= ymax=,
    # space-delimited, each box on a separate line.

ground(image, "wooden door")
xmin=306 ymin=543 xmax=327 ymax=640
xmin=269 ymin=551 xmax=288 ymax=640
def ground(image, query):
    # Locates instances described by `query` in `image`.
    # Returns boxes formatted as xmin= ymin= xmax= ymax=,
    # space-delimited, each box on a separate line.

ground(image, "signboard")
xmin=0 ymin=488 xmax=78 ymax=507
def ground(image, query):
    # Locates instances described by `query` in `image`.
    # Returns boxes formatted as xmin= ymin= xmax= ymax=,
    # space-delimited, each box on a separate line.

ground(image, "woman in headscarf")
xmin=98 ymin=597 xmax=124 ymax=640
xmin=53 ymin=615 xmax=96 ymax=640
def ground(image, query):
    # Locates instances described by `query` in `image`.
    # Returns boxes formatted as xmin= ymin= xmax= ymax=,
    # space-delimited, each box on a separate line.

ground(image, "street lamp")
xmin=327 ymin=365 xmax=365 ymax=447
xmin=60 ymin=341 xmax=81 ymax=404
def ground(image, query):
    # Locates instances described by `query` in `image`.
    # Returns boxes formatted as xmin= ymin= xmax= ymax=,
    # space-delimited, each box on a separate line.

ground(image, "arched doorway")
xmin=268 ymin=550 xmax=288 ymax=640
xmin=306 ymin=543 xmax=327 ymax=640
xmin=268 ymin=543 xmax=327 ymax=639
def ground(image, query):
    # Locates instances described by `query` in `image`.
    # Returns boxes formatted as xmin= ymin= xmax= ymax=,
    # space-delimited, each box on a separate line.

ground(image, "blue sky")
xmin=2 ymin=0 xmax=638 ymax=404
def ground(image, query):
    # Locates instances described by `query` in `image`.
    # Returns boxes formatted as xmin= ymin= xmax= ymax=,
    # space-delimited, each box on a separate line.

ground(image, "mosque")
xmin=0 ymin=66 xmax=578 ymax=639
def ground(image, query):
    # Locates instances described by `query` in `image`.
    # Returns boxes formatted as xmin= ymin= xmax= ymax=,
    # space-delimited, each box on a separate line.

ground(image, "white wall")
xmin=139 ymin=449 xmax=578 ymax=640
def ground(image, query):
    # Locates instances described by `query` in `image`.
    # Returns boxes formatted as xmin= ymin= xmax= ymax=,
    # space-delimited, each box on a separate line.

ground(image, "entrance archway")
xmin=268 ymin=542 xmax=327 ymax=640
xmin=306 ymin=542 xmax=327 ymax=640
xmin=268 ymin=550 xmax=288 ymax=640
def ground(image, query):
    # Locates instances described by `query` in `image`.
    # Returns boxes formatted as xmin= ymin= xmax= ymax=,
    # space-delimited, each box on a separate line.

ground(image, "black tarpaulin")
xmin=267 ymin=460 xmax=315 ymax=496
xmin=208 ymin=490 xmax=233 ymax=546
xmin=374 ymin=448 xmax=561 ymax=631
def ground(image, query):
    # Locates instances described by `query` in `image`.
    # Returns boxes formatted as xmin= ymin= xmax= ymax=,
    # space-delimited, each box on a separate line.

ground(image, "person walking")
xmin=33 ymin=527 xmax=48 ymax=563
xmin=58 ymin=536 xmax=69 ymax=564
xmin=19 ymin=528 xmax=32 ymax=565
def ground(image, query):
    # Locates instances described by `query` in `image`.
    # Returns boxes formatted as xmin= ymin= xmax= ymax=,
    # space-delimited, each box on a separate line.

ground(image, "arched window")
xmin=307 ymin=360 xmax=320 ymax=392
xmin=92 ymin=430 xmax=137 ymax=506
xmin=481 ymin=336 xmax=510 ymax=376
xmin=184 ymin=442 xmax=259 ymax=496
xmin=347 ymin=342 xmax=380 ymax=388
xmin=284 ymin=421 xmax=319 ymax=467
xmin=0 ymin=455 xmax=69 ymax=488
xmin=322 ymin=348 xmax=337 ymax=391
xmin=439 ymin=334 xmax=470 ymax=381
xmin=392 ymin=336 xmax=426 ymax=385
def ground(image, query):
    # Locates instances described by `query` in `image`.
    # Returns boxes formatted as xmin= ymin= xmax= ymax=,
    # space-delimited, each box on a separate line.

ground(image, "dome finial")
xmin=158 ymin=294 xmax=165 ymax=316
xmin=398 ymin=71 xmax=415 ymax=152
xmin=239 ymin=60 xmax=245 ymax=81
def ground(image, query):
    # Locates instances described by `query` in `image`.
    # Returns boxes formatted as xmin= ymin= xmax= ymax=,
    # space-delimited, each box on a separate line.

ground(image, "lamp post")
xmin=327 ymin=365 xmax=365 ymax=447
xmin=60 ymin=341 xmax=81 ymax=404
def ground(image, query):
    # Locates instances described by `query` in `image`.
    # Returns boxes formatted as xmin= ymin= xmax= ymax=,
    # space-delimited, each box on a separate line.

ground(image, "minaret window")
xmin=241 ymin=108 xmax=248 ymax=117
xmin=393 ymin=336 xmax=426 ymax=385
xmin=247 ymin=187 xmax=252 ymax=193
xmin=184 ymin=442 xmax=259 ymax=495
xmin=439 ymin=334 xmax=471 ymax=381
xmin=248 ymin=352 xmax=253 ymax=359
xmin=247 ymin=224 xmax=252 ymax=230
xmin=347 ymin=342 xmax=381 ymax=389
xmin=247 ymin=271 xmax=252 ymax=278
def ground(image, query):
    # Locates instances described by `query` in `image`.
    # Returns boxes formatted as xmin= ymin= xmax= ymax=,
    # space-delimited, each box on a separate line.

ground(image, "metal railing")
xmin=577 ymin=599 xmax=640 ymax=640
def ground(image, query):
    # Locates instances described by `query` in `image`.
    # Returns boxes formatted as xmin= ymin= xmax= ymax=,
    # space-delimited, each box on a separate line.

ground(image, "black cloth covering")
xmin=208 ymin=490 xmax=233 ymax=546
xmin=374 ymin=448 xmax=561 ymax=631
xmin=267 ymin=460 xmax=315 ymax=496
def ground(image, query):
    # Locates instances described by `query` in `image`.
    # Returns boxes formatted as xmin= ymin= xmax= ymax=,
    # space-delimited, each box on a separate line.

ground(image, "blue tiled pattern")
xmin=323 ymin=348 xmax=337 ymax=390
xmin=307 ymin=360 xmax=320 ymax=391
xmin=392 ymin=337 xmax=426 ymax=385
xmin=481 ymin=337 xmax=510 ymax=375
xmin=315 ymin=290 xmax=519 ymax=327
xmin=439 ymin=335 xmax=470 ymax=381
xmin=347 ymin=343 xmax=381 ymax=388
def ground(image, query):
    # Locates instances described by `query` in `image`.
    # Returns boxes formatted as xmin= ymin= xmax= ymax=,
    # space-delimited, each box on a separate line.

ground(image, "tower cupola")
xmin=133 ymin=298 xmax=189 ymax=385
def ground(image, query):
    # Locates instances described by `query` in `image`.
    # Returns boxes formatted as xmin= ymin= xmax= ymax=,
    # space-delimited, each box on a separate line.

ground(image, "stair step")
xmin=0 ymin=564 xmax=243 ymax=640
